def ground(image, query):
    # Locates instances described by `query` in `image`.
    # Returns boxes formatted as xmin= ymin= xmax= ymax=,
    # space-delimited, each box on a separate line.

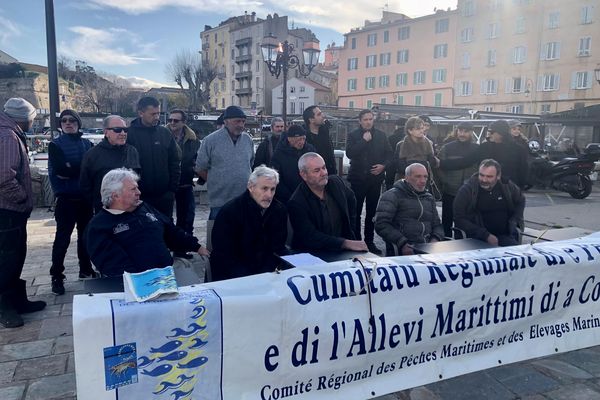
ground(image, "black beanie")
xmin=59 ymin=109 xmax=82 ymax=130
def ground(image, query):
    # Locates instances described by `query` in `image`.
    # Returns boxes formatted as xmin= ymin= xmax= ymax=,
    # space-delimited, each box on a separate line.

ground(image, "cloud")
xmin=0 ymin=14 xmax=21 ymax=45
xmin=109 ymin=74 xmax=175 ymax=89
xmin=86 ymin=0 xmax=457 ymax=34
xmin=58 ymin=26 xmax=157 ymax=66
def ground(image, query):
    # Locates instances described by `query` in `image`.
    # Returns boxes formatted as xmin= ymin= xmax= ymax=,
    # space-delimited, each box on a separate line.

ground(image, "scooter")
xmin=526 ymin=141 xmax=600 ymax=199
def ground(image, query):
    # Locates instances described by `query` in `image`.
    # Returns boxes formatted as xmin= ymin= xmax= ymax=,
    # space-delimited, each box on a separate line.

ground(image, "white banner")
xmin=74 ymin=234 xmax=600 ymax=400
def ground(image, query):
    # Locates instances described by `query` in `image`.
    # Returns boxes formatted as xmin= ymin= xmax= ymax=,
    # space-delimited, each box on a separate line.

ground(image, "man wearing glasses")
xmin=127 ymin=96 xmax=181 ymax=218
xmin=167 ymin=109 xmax=200 ymax=258
xmin=80 ymin=115 xmax=140 ymax=214
xmin=48 ymin=110 xmax=95 ymax=295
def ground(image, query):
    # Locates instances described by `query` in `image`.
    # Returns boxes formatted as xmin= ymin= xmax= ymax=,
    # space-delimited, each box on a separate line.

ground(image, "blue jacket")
xmin=48 ymin=132 xmax=92 ymax=196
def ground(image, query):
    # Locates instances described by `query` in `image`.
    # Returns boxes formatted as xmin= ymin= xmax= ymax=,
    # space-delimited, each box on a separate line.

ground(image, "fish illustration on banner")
xmin=106 ymin=290 xmax=223 ymax=399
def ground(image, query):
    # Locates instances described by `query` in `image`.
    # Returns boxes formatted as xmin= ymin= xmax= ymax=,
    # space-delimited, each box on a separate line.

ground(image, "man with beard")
xmin=454 ymin=159 xmax=525 ymax=247
xmin=127 ymin=96 xmax=181 ymax=217
xmin=345 ymin=109 xmax=392 ymax=254
xmin=254 ymin=117 xmax=285 ymax=168
xmin=302 ymin=105 xmax=337 ymax=175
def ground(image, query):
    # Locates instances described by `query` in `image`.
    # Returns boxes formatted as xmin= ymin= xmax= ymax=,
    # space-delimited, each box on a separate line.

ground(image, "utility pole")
xmin=45 ymin=0 xmax=60 ymax=133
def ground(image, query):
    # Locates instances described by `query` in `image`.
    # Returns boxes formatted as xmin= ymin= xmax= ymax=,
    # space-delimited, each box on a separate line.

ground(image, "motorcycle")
xmin=525 ymin=141 xmax=600 ymax=199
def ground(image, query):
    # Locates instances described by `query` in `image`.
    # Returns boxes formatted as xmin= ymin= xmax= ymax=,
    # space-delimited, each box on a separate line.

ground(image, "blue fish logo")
xmin=191 ymin=305 xmax=206 ymax=318
xmin=189 ymin=298 xmax=203 ymax=305
xmin=137 ymin=356 xmax=154 ymax=368
xmin=178 ymin=356 xmax=208 ymax=369
xmin=141 ymin=364 xmax=173 ymax=377
xmin=150 ymin=340 xmax=182 ymax=354
xmin=153 ymin=374 xmax=194 ymax=395
xmin=157 ymin=350 xmax=188 ymax=362
xmin=171 ymin=388 xmax=194 ymax=400
xmin=167 ymin=323 xmax=205 ymax=338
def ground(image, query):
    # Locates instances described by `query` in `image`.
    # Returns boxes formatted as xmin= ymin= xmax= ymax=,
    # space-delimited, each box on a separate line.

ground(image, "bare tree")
xmin=165 ymin=50 xmax=217 ymax=112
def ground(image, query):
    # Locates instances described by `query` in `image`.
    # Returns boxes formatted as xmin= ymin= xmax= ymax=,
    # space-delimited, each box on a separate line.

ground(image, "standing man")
xmin=437 ymin=121 xmax=479 ymax=237
xmin=167 ymin=109 xmax=200 ymax=258
xmin=0 ymin=98 xmax=46 ymax=328
xmin=288 ymin=152 xmax=367 ymax=253
xmin=127 ymin=96 xmax=181 ymax=217
xmin=454 ymin=159 xmax=525 ymax=247
xmin=211 ymin=166 xmax=288 ymax=281
xmin=302 ymin=105 xmax=337 ymax=175
xmin=375 ymin=163 xmax=444 ymax=256
xmin=48 ymin=109 xmax=95 ymax=296
xmin=271 ymin=125 xmax=315 ymax=203
xmin=80 ymin=115 xmax=140 ymax=212
xmin=345 ymin=110 xmax=392 ymax=254
xmin=254 ymin=116 xmax=285 ymax=168
xmin=195 ymin=105 xmax=254 ymax=220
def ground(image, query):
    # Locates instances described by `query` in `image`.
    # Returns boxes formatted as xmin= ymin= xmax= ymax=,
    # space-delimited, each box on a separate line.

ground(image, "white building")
xmin=271 ymin=77 xmax=332 ymax=116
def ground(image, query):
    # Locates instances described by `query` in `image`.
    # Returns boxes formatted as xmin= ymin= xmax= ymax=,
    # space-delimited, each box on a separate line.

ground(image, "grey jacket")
xmin=375 ymin=180 xmax=444 ymax=248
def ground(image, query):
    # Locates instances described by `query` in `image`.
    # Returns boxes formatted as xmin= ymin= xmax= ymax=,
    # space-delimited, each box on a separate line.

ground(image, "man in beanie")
xmin=127 ymin=96 xmax=181 ymax=218
xmin=195 ymin=105 xmax=254 ymax=221
xmin=271 ymin=124 xmax=316 ymax=203
xmin=0 ymin=98 xmax=46 ymax=328
xmin=48 ymin=109 xmax=96 ymax=295
xmin=479 ymin=119 xmax=528 ymax=188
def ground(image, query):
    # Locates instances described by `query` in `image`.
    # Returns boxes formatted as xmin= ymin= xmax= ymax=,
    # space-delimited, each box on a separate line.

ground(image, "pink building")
xmin=338 ymin=10 xmax=458 ymax=110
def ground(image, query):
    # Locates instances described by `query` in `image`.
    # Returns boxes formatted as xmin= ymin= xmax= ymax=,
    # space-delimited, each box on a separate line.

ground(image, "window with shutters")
xmin=435 ymin=19 xmax=449 ymax=33
xmin=413 ymin=71 xmax=426 ymax=85
xmin=578 ymin=37 xmax=591 ymax=56
xmin=380 ymin=53 xmax=391 ymax=66
xmin=396 ymin=73 xmax=408 ymax=87
xmin=513 ymin=46 xmax=526 ymax=63
xmin=434 ymin=44 xmax=448 ymax=58
xmin=367 ymin=33 xmax=377 ymax=47
xmin=347 ymin=57 xmax=358 ymax=70
xmin=460 ymin=27 xmax=474 ymax=43
xmin=379 ymin=75 xmax=390 ymax=88
xmin=542 ymin=42 xmax=560 ymax=60
xmin=397 ymin=49 xmax=409 ymax=64
xmin=432 ymin=69 xmax=447 ymax=83
xmin=366 ymin=55 xmax=377 ymax=68
xmin=398 ymin=26 xmax=410 ymax=40
xmin=365 ymin=77 xmax=376 ymax=89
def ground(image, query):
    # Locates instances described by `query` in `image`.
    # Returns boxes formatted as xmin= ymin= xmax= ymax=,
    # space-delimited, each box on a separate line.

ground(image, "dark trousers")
xmin=50 ymin=196 xmax=93 ymax=278
xmin=442 ymin=192 xmax=455 ymax=238
xmin=351 ymin=179 xmax=382 ymax=242
xmin=175 ymin=186 xmax=195 ymax=235
xmin=0 ymin=210 xmax=28 ymax=296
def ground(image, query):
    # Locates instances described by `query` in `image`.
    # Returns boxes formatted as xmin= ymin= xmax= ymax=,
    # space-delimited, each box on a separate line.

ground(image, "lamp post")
xmin=261 ymin=34 xmax=320 ymax=123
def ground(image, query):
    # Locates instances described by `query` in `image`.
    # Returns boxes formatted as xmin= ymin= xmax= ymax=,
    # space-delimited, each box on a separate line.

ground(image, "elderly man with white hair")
xmin=0 ymin=98 xmax=46 ymax=328
xmin=86 ymin=168 xmax=209 ymax=277
xmin=210 ymin=165 xmax=289 ymax=281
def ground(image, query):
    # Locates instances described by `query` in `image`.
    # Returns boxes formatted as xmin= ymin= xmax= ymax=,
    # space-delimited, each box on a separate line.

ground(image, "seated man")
xmin=375 ymin=163 xmax=444 ymax=256
xmin=86 ymin=168 xmax=209 ymax=277
xmin=454 ymin=159 xmax=525 ymax=247
xmin=288 ymin=152 xmax=367 ymax=253
xmin=210 ymin=166 xmax=288 ymax=281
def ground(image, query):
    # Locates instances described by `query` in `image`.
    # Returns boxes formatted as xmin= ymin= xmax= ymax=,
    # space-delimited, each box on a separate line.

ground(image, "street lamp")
xmin=261 ymin=34 xmax=320 ymax=122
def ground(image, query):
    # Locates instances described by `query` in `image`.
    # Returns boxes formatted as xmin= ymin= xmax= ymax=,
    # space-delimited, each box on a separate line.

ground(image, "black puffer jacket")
xmin=271 ymin=135 xmax=315 ymax=203
xmin=127 ymin=118 xmax=181 ymax=195
xmin=375 ymin=180 xmax=444 ymax=247
xmin=453 ymin=174 xmax=525 ymax=241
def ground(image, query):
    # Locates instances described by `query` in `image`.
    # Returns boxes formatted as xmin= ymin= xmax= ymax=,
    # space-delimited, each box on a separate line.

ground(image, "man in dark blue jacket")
xmin=288 ymin=153 xmax=367 ymax=253
xmin=271 ymin=125 xmax=315 ymax=203
xmin=346 ymin=110 xmax=392 ymax=254
xmin=127 ymin=96 xmax=181 ymax=217
xmin=48 ymin=109 xmax=95 ymax=295
xmin=86 ymin=168 xmax=209 ymax=277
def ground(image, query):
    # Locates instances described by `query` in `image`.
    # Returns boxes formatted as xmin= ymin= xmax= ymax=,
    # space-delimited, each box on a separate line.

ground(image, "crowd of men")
xmin=0 ymin=96 xmax=527 ymax=329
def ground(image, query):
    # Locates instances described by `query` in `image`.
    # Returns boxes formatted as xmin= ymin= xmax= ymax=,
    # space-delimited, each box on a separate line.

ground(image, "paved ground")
xmin=1 ymin=188 xmax=600 ymax=400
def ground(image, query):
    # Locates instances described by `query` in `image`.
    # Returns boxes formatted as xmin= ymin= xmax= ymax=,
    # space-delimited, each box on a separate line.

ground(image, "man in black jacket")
xmin=454 ymin=159 xmax=525 ymax=247
xmin=86 ymin=168 xmax=209 ymax=277
xmin=288 ymin=152 xmax=367 ymax=253
xmin=346 ymin=110 xmax=392 ymax=254
xmin=80 ymin=115 xmax=141 ymax=212
xmin=302 ymin=105 xmax=337 ymax=175
xmin=254 ymin=117 xmax=285 ymax=168
xmin=210 ymin=166 xmax=288 ymax=281
xmin=127 ymin=96 xmax=181 ymax=217
xmin=271 ymin=125 xmax=315 ymax=203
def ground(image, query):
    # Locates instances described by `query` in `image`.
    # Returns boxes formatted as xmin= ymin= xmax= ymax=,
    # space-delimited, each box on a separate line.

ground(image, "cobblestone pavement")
xmin=1 ymin=191 xmax=600 ymax=400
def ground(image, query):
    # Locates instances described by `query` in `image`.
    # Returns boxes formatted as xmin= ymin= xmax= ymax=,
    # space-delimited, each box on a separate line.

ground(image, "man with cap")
xmin=271 ymin=124 xmax=316 ymax=203
xmin=254 ymin=116 xmax=285 ymax=168
xmin=437 ymin=121 xmax=480 ymax=237
xmin=127 ymin=96 xmax=181 ymax=218
xmin=0 ymin=98 xmax=46 ymax=328
xmin=195 ymin=105 xmax=254 ymax=220
xmin=508 ymin=120 xmax=529 ymax=148
xmin=345 ymin=109 xmax=392 ymax=254
xmin=479 ymin=119 xmax=528 ymax=188
xmin=48 ymin=109 xmax=96 ymax=295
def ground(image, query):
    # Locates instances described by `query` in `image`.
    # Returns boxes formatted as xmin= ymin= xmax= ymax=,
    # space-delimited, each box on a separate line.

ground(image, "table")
xmin=310 ymin=250 xmax=378 ymax=263
xmin=411 ymin=238 xmax=495 ymax=254
xmin=522 ymin=227 xmax=593 ymax=242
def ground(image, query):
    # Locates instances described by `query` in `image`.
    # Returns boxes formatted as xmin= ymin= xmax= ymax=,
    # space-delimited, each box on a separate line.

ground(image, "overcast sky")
xmin=1 ymin=0 xmax=457 ymax=88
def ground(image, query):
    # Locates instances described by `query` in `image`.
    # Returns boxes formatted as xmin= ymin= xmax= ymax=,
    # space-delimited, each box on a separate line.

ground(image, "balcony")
xmin=235 ymin=88 xmax=252 ymax=95
xmin=235 ymin=71 xmax=252 ymax=80
xmin=235 ymin=37 xmax=252 ymax=47
xmin=235 ymin=54 xmax=252 ymax=63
